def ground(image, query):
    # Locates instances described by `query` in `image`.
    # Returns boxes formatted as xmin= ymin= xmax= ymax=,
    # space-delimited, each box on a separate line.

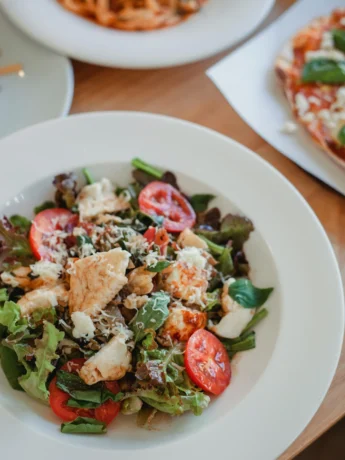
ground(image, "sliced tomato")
xmin=143 ymin=226 xmax=170 ymax=255
xmin=49 ymin=359 xmax=93 ymax=422
xmin=139 ymin=181 xmax=196 ymax=233
xmin=29 ymin=208 xmax=78 ymax=260
xmin=49 ymin=358 xmax=121 ymax=426
xmin=185 ymin=329 xmax=231 ymax=396
xmin=94 ymin=381 xmax=121 ymax=425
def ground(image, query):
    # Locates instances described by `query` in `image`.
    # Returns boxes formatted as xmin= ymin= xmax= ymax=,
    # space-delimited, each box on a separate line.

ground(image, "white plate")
xmin=0 ymin=112 xmax=343 ymax=460
xmin=207 ymin=0 xmax=345 ymax=196
xmin=0 ymin=11 xmax=73 ymax=139
xmin=1 ymin=0 xmax=274 ymax=69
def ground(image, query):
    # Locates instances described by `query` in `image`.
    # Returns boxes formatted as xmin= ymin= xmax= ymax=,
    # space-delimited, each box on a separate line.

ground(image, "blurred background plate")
xmin=0 ymin=11 xmax=73 ymax=139
xmin=1 ymin=0 xmax=275 ymax=69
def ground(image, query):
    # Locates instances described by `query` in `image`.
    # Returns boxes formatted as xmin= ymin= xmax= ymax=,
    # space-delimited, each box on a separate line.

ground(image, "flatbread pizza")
xmin=276 ymin=8 xmax=345 ymax=167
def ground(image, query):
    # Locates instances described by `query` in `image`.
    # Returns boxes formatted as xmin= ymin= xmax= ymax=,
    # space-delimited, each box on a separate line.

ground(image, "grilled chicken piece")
xmin=127 ymin=267 xmax=156 ymax=295
xmin=69 ymin=248 xmax=130 ymax=316
xmin=177 ymin=228 xmax=207 ymax=249
xmin=159 ymin=304 xmax=207 ymax=345
xmin=77 ymin=178 xmax=129 ymax=221
xmin=80 ymin=333 xmax=131 ymax=384
xmin=18 ymin=284 xmax=69 ymax=317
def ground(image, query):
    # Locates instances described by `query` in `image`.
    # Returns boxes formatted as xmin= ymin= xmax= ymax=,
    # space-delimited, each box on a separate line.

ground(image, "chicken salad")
xmin=0 ymin=158 xmax=273 ymax=434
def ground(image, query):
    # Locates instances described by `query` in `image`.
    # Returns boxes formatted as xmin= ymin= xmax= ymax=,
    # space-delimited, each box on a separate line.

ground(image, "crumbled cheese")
xmin=302 ymin=112 xmax=316 ymax=123
xmin=142 ymin=250 xmax=160 ymax=267
xmin=295 ymin=93 xmax=310 ymax=117
xmin=71 ymin=311 xmax=95 ymax=340
xmin=306 ymin=49 xmax=345 ymax=62
xmin=280 ymin=120 xmax=298 ymax=134
xmin=320 ymin=31 xmax=334 ymax=50
xmin=73 ymin=227 xmax=87 ymax=237
xmin=30 ymin=260 xmax=63 ymax=280
xmin=334 ymin=87 xmax=345 ymax=108
xmin=308 ymin=96 xmax=321 ymax=106
xmin=79 ymin=242 xmax=96 ymax=258
xmin=177 ymin=247 xmax=207 ymax=270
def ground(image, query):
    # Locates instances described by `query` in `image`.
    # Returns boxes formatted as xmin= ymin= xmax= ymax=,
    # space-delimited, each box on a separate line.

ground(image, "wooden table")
xmin=70 ymin=0 xmax=345 ymax=457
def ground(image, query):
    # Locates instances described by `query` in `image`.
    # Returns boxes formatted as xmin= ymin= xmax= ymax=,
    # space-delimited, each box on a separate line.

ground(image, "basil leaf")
xmin=302 ymin=59 xmax=345 ymax=84
xmin=61 ymin=417 xmax=107 ymax=434
xmin=130 ymin=292 xmax=170 ymax=343
xmin=66 ymin=399 xmax=101 ymax=409
xmin=82 ymin=168 xmax=94 ymax=185
xmin=76 ymin=235 xmax=93 ymax=247
xmin=338 ymin=125 xmax=345 ymax=145
xmin=34 ymin=201 xmax=56 ymax=215
xmin=189 ymin=194 xmax=215 ymax=213
xmin=216 ymin=247 xmax=234 ymax=276
xmin=332 ymin=29 xmax=345 ymax=53
xmin=56 ymin=370 xmax=122 ymax=404
xmin=9 ymin=215 xmax=31 ymax=232
xmin=229 ymin=279 xmax=273 ymax=308
xmin=0 ymin=345 xmax=25 ymax=390
xmin=147 ymin=261 xmax=171 ymax=272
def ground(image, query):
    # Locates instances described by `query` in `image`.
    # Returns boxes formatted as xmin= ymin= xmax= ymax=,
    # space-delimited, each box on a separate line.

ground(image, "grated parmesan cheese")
xmin=177 ymin=247 xmax=207 ymax=270
xmin=30 ymin=260 xmax=63 ymax=280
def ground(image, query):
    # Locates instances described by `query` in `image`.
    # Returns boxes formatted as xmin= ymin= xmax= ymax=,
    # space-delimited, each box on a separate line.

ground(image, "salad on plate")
xmin=0 ymin=158 xmax=273 ymax=435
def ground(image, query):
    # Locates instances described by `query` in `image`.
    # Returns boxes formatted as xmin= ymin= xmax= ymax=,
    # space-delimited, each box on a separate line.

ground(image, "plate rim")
xmin=0 ymin=111 xmax=343 ymax=459
xmin=0 ymin=0 xmax=275 ymax=69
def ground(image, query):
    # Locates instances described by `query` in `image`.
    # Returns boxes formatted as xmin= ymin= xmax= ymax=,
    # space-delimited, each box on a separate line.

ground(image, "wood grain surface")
xmin=69 ymin=0 xmax=345 ymax=457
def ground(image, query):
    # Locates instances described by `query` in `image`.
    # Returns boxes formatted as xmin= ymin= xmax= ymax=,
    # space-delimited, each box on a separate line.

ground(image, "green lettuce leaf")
xmin=197 ymin=214 xmax=254 ymax=250
xmin=0 ymin=344 xmax=25 ymax=390
xmin=18 ymin=322 xmax=64 ymax=402
xmin=9 ymin=215 xmax=31 ymax=233
xmin=0 ymin=288 xmax=9 ymax=303
xmin=61 ymin=417 xmax=107 ymax=434
xmin=0 ymin=301 xmax=28 ymax=334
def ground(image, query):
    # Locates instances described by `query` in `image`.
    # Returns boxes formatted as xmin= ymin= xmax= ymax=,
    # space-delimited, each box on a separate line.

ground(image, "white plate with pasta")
xmin=1 ymin=0 xmax=275 ymax=69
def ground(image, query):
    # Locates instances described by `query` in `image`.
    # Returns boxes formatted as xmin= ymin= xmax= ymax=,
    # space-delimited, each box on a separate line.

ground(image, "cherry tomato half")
xmin=49 ymin=358 xmax=121 ymax=426
xmin=139 ymin=182 xmax=196 ymax=233
xmin=185 ymin=330 xmax=231 ymax=396
xmin=29 ymin=208 xmax=78 ymax=260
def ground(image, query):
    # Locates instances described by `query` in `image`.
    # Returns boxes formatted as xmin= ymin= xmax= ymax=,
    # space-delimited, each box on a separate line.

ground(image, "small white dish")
xmin=207 ymin=0 xmax=345 ymax=196
xmin=0 ymin=112 xmax=343 ymax=459
xmin=1 ymin=0 xmax=275 ymax=69
xmin=0 ymin=11 xmax=73 ymax=139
